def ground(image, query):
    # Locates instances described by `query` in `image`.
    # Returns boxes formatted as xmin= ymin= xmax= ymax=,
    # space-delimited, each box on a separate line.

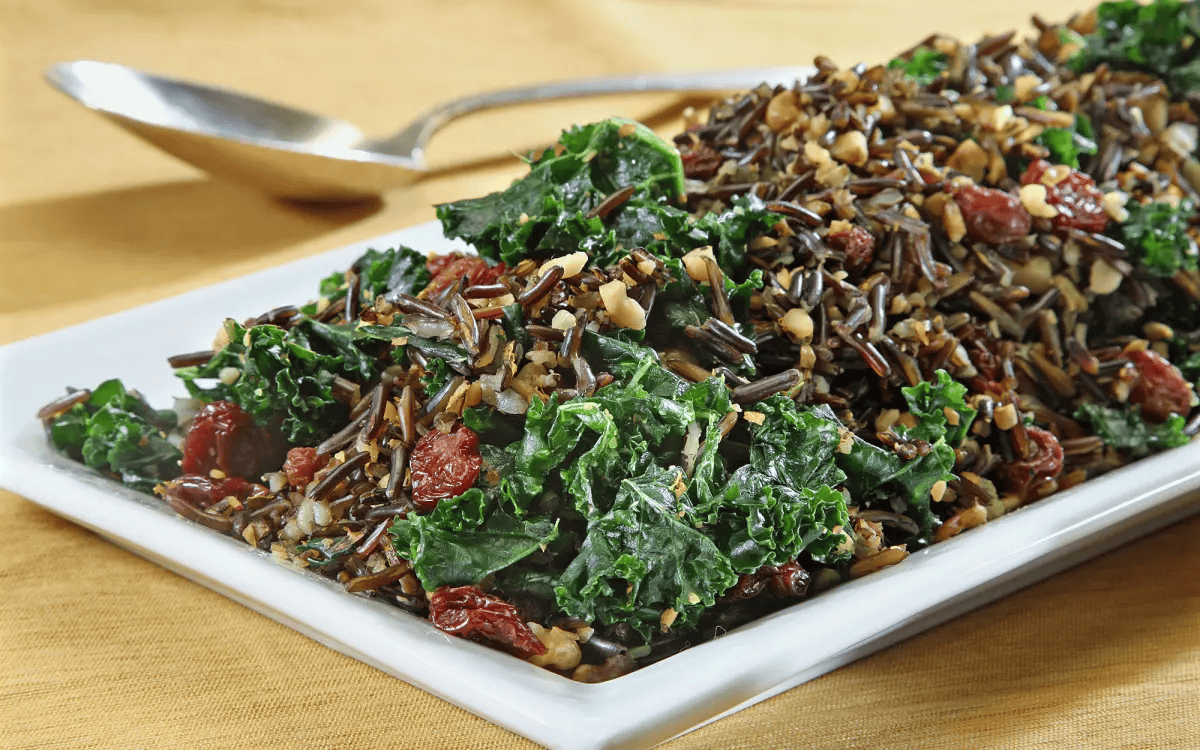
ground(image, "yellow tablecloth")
xmin=2 ymin=2 xmax=1198 ymax=747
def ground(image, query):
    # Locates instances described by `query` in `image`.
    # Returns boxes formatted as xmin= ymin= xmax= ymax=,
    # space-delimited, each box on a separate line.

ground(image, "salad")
xmin=38 ymin=1 xmax=1200 ymax=681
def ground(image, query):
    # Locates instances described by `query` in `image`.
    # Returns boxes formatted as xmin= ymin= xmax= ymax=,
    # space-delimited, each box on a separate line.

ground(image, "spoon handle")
xmin=370 ymin=66 xmax=814 ymax=163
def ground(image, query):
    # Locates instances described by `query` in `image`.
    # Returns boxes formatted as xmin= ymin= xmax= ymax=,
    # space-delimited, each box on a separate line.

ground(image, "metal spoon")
xmin=45 ymin=60 xmax=812 ymax=202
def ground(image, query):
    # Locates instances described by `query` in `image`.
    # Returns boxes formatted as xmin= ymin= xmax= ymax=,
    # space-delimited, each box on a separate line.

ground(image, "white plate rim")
xmin=2 ymin=220 xmax=1198 ymax=750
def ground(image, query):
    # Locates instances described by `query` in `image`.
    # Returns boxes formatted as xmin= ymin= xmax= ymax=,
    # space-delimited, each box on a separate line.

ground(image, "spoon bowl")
xmin=46 ymin=60 xmax=814 ymax=202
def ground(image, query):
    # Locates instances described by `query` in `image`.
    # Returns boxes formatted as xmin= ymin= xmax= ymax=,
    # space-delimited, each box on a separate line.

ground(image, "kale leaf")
xmin=897 ymin=369 xmax=977 ymax=446
xmin=713 ymin=473 xmax=850 ymax=573
xmin=1074 ymin=403 xmax=1191 ymax=456
xmin=47 ymin=379 xmax=181 ymax=494
xmin=1069 ymin=0 xmax=1200 ymax=94
xmin=435 ymin=117 xmax=781 ymax=276
xmin=389 ymin=488 xmax=559 ymax=590
xmin=1038 ymin=113 xmax=1097 ymax=169
xmin=1118 ymin=200 xmax=1199 ymax=278
xmin=305 ymin=246 xmax=431 ymax=314
xmin=888 ymin=47 xmax=949 ymax=86
xmin=176 ymin=319 xmax=352 ymax=445
xmin=553 ymin=459 xmax=738 ymax=644
xmin=436 ymin=117 xmax=683 ymax=268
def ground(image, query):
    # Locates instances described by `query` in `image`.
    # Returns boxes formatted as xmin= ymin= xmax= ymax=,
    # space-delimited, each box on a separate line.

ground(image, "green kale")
xmin=1038 ymin=113 xmax=1097 ymax=169
xmin=888 ymin=46 xmax=949 ymax=86
xmin=1118 ymin=200 xmax=1198 ymax=278
xmin=296 ymin=534 xmax=360 ymax=570
xmin=436 ymin=117 xmax=682 ymax=268
xmin=1069 ymin=0 xmax=1200 ymax=94
xmin=746 ymin=395 xmax=848 ymax=491
xmin=712 ymin=472 xmax=850 ymax=572
xmin=650 ymin=257 xmax=763 ymax=374
xmin=435 ymin=117 xmax=781 ymax=276
xmin=47 ymin=379 xmax=181 ymax=494
xmin=897 ymin=369 xmax=977 ymax=446
xmin=175 ymin=319 xmax=355 ymax=445
xmin=1074 ymin=403 xmax=1191 ymax=456
xmin=305 ymin=246 xmax=431 ymax=314
xmin=389 ymin=488 xmax=558 ymax=590
xmin=553 ymin=460 xmax=738 ymax=644
xmin=833 ymin=372 xmax=966 ymax=545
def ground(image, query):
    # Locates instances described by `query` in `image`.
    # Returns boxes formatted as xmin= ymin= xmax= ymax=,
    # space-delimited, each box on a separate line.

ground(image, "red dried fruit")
xmin=828 ymin=226 xmax=876 ymax=271
xmin=1124 ymin=349 xmax=1195 ymax=422
xmin=720 ymin=560 xmax=811 ymax=602
xmin=952 ymin=184 xmax=1032 ymax=244
xmin=181 ymin=401 xmax=278 ymax=479
xmin=426 ymin=253 xmax=458 ymax=278
xmin=158 ymin=474 xmax=265 ymax=509
xmin=679 ymin=142 xmax=722 ymax=180
xmin=720 ymin=572 xmax=769 ymax=602
xmin=428 ymin=585 xmax=546 ymax=658
xmin=1020 ymin=159 xmax=1108 ymax=234
xmin=409 ymin=424 xmax=482 ymax=512
xmin=424 ymin=254 xmax=506 ymax=297
xmin=1003 ymin=426 xmax=1064 ymax=495
xmin=764 ymin=559 xmax=812 ymax=599
xmin=283 ymin=447 xmax=326 ymax=489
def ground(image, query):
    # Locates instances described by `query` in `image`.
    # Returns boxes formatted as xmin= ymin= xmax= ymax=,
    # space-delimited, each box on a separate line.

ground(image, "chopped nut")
xmin=932 ymin=504 xmax=988 ymax=542
xmin=550 ymin=309 xmax=577 ymax=331
xmin=830 ymin=131 xmax=869 ymax=167
xmin=1102 ymin=191 xmax=1130 ymax=223
xmin=660 ymin=607 xmax=679 ymax=633
xmin=742 ymin=410 xmax=766 ymax=425
xmin=875 ymin=408 xmax=900 ymax=432
xmin=993 ymin=403 xmax=1019 ymax=430
xmin=780 ymin=308 xmax=815 ymax=340
xmin=1039 ymin=164 xmax=1071 ymax=186
xmin=946 ymin=139 xmax=987 ymax=183
xmin=1019 ymin=183 xmax=1059 ymax=219
xmin=849 ymin=546 xmax=909 ymax=578
xmin=598 ymin=280 xmax=628 ymax=311
xmin=943 ymin=406 xmax=960 ymax=426
xmin=1144 ymin=322 xmax=1174 ymax=341
xmin=765 ymin=91 xmax=801 ymax=132
xmin=538 ymin=251 xmax=589 ymax=279
xmin=617 ymin=122 xmax=637 ymax=138
xmin=526 ymin=624 xmax=582 ymax=670
xmin=942 ymin=200 xmax=967 ymax=243
xmin=804 ymin=140 xmax=833 ymax=166
xmin=930 ymin=479 xmax=948 ymax=503
xmin=681 ymin=246 xmax=716 ymax=282
xmin=1088 ymin=258 xmax=1124 ymax=295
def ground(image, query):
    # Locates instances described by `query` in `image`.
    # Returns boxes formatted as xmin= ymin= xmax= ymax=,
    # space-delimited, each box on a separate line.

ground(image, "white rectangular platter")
xmin=2 ymin=220 xmax=1198 ymax=750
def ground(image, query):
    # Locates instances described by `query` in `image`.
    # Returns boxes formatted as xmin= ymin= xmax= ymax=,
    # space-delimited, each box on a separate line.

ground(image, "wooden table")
xmin=2 ymin=1 xmax=1197 ymax=747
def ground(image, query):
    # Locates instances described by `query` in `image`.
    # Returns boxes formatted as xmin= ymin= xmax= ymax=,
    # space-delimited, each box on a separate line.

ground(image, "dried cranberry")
xmin=424 ymin=254 xmax=506 ymax=297
xmin=679 ymin=143 xmax=722 ymax=180
xmin=428 ymin=585 xmax=546 ymax=658
xmin=182 ymin=401 xmax=279 ymax=479
xmin=764 ymin=560 xmax=812 ymax=599
xmin=283 ymin=447 xmax=326 ymax=489
xmin=1124 ymin=349 xmax=1195 ymax=423
xmin=1003 ymin=426 xmax=1064 ymax=496
xmin=159 ymin=474 xmax=265 ymax=509
xmin=828 ymin=226 xmax=876 ymax=271
xmin=720 ymin=560 xmax=811 ymax=602
xmin=952 ymin=184 xmax=1032 ymax=244
xmin=426 ymin=253 xmax=457 ymax=278
xmin=721 ymin=572 xmax=769 ymax=602
xmin=409 ymin=424 xmax=482 ymax=512
xmin=1020 ymin=159 xmax=1108 ymax=233
xmin=969 ymin=343 xmax=1002 ymax=384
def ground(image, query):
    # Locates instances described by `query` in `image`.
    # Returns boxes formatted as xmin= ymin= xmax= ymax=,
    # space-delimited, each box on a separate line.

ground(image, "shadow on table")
xmin=0 ymin=178 xmax=380 ymax=313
